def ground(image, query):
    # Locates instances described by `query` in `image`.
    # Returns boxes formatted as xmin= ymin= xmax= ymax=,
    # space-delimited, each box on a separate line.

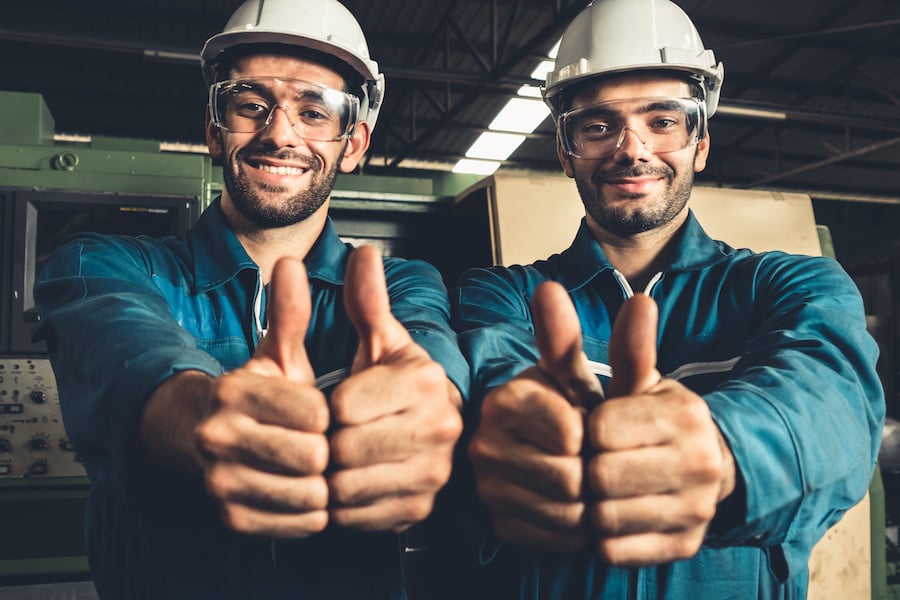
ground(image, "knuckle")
xmin=219 ymin=505 xmax=250 ymax=533
xmin=203 ymin=466 xmax=232 ymax=499
xmin=559 ymin=459 xmax=584 ymax=499
xmin=307 ymin=436 xmax=330 ymax=473
xmin=212 ymin=374 xmax=242 ymax=408
xmin=587 ymin=403 xmax=612 ymax=449
xmin=307 ymin=511 xmax=329 ymax=534
xmin=587 ymin=454 xmax=613 ymax=496
xmin=594 ymin=538 xmax=619 ymax=564
xmin=467 ymin=433 xmax=494 ymax=465
xmin=551 ymin=501 xmax=586 ymax=529
xmin=406 ymin=496 xmax=435 ymax=523
xmin=590 ymin=500 xmax=618 ymax=534
xmin=669 ymin=533 xmax=702 ymax=560
xmin=422 ymin=455 xmax=453 ymax=489
xmin=308 ymin=402 xmax=331 ymax=433
xmin=431 ymin=409 xmax=463 ymax=444
xmin=194 ymin=420 xmax=227 ymax=452
xmin=479 ymin=391 xmax=504 ymax=423
xmin=308 ymin=477 xmax=330 ymax=509
xmin=327 ymin=472 xmax=354 ymax=505
xmin=329 ymin=431 xmax=356 ymax=467
xmin=693 ymin=444 xmax=723 ymax=482
xmin=417 ymin=361 xmax=447 ymax=386
xmin=686 ymin=494 xmax=717 ymax=524
xmin=329 ymin=388 xmax=352 ymax=424
xmin=677 ymin=395 xmax=712 ymax=429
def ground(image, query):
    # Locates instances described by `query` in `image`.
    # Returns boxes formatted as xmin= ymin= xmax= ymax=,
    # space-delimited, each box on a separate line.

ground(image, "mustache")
xmin=593 ymin=164 xmax=673 ymax=182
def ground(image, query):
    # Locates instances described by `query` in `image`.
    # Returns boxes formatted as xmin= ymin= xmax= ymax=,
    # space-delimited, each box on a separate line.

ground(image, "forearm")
xmin=140 ymin=370 xmax=216 ymax=477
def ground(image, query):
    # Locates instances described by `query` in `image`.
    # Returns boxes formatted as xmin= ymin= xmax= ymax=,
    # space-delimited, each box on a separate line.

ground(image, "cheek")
xmin=220 ymin=137 xmax=250 ymax=164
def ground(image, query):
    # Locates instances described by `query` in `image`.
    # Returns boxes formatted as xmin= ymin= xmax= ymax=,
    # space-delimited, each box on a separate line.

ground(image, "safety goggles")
xmin=557 ymin=96 xmax=705 ymax=159
xmin=209 ymin=77 xmax=360 ymax=142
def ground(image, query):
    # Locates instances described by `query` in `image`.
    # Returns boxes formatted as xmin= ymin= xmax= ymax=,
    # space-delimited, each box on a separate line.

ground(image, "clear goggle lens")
xmin=210 ymin=77 xmax=359 ymax=142
xmin=558 ymin=96 xmax=704 ymax=159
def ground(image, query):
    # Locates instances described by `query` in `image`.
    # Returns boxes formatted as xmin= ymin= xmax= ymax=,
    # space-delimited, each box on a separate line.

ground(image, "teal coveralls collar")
xmin=190 ymin=197 xmax=352 ymax=295
xmin=555 ymin=209 xmax=738 ymax=293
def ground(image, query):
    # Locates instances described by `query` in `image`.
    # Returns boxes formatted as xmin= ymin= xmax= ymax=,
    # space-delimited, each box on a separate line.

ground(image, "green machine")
xmin=0 ymin=90 xmax=215 ymax=585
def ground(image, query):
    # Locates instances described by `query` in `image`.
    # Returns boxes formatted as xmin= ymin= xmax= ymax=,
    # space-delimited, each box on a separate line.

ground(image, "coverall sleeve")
xmin=703 ymin=254 xmax=884 ymax=578
xmin=450 ymin=265 xmax=545 ymax=408
xmin=32 ymin=234 xmax=224 ymax=494
xmin=383 ymin=257 xmax=471 ymax=403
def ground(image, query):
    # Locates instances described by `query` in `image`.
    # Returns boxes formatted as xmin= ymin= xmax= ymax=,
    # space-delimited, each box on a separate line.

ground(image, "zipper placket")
xmin=253 ymin=272 xmax=267 ymax=346
xmin=611 ymin=269 xmax=664 ymax=298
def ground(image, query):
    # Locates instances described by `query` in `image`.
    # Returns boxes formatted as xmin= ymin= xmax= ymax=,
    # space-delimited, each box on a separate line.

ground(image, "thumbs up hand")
xmin=195 ymin=256 xmax=331 ymax=538
xmin=468 ymin=281 xmax=595 ymax=551
xmin=327 ymin=246 xmax=463 ymax=533
xmin=586 ymin=294 xmax=736 ymax=565
xmin=534 ymin=280 xmax=606 ymax=410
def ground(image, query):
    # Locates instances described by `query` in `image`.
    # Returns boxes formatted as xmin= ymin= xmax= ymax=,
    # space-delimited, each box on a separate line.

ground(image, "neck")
xmin=586 ymin=210 xmax=686 ymax=293
xmin=221 ymin=198 xmax=329 ymax=284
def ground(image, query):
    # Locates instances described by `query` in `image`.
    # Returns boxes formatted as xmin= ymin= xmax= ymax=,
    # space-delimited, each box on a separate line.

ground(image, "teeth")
xmin=258 ymin=164 xmax=305 ymax=175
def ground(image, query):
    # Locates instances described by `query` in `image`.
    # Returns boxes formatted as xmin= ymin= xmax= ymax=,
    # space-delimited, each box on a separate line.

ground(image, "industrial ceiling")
xmin=3 ymin=0 xmax=900 ymax=203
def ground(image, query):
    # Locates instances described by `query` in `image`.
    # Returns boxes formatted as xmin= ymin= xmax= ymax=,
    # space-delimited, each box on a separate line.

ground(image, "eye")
xmin=233 ymin=101 xmax=270 ymax=117
xmin=300 ymin=108 xmax=328 ymax=121
xmin=574 ymin=118 xmax=615 ymax=139
xmin=583 ymin=122 xmax=610 ymax=135
xmin=648 ymin=114 xmax=683 ymax=132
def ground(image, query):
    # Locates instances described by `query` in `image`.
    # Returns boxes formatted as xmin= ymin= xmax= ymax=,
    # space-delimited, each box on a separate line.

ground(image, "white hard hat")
xmin=543 ymin=0 xmax=724 ymax=117
xmin=201 ymin=0 xmax=386 ymax=131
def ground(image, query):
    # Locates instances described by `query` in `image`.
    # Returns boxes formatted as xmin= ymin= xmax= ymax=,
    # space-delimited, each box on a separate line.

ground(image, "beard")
xmin=575 ymin=156 xmax=695 ymax=236
xmin=222 ymin=147 xmax=339 ymax=229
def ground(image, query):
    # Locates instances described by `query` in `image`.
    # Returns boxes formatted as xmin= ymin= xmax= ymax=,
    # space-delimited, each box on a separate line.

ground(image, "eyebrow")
xmin=638 ymin=99 xmax=686 ymax=113
xmin=224 ymin=80 xmax=274 ymax=95
xmin=576 ymin=98 xmax=687 ymax=117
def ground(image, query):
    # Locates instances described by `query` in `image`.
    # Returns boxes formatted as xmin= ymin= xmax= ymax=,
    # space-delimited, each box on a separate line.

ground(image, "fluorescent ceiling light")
xmin=547 ymin=39 xmax=560 ymax=59
xmin=531 ymin=59 xmax=555 ymax=81
xmin=466 ymin=131 xmax=526 ymax=161
xmin=456 ymin=37 xmax=559 ymax=176
xmin=517 ymin=84 xmax=543 ymax=98
xmin=489 ymin=97 xmax=550 ymax=133
xmin=716 ymin=104 xmax=788 ymax=120
xmin=452 ymin=158 xmax=500 ymax=175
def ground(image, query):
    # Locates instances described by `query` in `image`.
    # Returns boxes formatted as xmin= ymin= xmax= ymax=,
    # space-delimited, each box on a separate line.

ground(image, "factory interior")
xmin=1 ymin=0 xmax=899 ymax=598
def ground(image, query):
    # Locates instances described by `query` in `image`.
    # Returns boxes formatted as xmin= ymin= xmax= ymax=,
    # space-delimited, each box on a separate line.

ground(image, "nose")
xmin=613 ymin=126 xmax=652 ymax=160
xmin=258 ymin=105 xmax=302 ymax=147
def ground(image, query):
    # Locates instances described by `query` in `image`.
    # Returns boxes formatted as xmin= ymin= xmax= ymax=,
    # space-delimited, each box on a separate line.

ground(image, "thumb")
xmin=533 ymin=281 xmax=605 ymax=409
xmin=607 ymin=293 xmax=662 ymax=397
xmin=344 ymin=245 xmax=413 ymax=369
xmin=253 ymin=256 xmax=316 ymax=383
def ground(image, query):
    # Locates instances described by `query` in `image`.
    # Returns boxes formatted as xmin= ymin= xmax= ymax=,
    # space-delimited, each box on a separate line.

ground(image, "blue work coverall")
xmin=451 ymin=212 xmax=885 ymax=600
xmin=32 ymin=199 xmax=470 ymax=600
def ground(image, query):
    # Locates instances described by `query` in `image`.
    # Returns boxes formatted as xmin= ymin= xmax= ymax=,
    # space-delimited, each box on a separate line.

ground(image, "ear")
xmin=694 ymin=130 xmax=710 ymax=173
xmin=556 ymin=132 xmax=575 ymax=178
xmin=204 ymin=104 xmax=224 ymax=160
xmin=339 ymin=120 xmax=372 ymax=173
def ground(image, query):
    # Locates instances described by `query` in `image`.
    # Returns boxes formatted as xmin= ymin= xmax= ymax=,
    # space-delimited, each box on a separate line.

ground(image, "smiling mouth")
xmin=604 ymin=177 xmax=662 ymax=193
xmin=252 ymin=162 xmax=308 ymax=176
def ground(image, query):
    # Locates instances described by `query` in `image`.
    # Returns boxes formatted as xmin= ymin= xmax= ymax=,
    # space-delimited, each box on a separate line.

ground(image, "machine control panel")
xmin=0 ymin=357 xmax=86 ymax=478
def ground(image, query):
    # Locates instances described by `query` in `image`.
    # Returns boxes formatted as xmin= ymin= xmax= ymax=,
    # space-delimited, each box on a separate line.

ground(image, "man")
xmin=32 ymin=0 xmax=468 ymax=598
xmin=451 ymin=0 xmax=885 ymax=597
